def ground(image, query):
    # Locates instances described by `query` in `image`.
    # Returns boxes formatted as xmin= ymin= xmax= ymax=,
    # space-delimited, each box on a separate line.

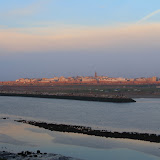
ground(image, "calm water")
xmin=0 ymin=96 xmax=160 ymax=133
xmin=0 ymin=96 xmax=160 ymax=160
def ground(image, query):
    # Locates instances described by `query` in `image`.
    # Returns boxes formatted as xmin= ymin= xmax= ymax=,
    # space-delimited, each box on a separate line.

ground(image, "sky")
xmin=0 ymin=0 xmax=160 ymax=81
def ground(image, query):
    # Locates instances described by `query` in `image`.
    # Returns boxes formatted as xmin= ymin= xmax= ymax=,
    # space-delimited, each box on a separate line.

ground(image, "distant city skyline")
xmin=15 ymin=72 xmax=160 ymax=80
xmin=1 ymin=74 xmax=159 ymax=86
xmin=0 ymin=0 xmax=160 ymax=81
xmin=3 ymin=73 xmax=160 ymax=82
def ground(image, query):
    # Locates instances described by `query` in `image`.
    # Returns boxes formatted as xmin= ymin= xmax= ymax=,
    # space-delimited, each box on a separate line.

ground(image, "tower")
xmin=95 ymin=72 xmax=97 ymax=77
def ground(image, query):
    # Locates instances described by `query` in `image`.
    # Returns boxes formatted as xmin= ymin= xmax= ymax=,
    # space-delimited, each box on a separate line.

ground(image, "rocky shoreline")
xmin=0 ymin=150 xmax=81 ymax=160
xmin=16 ymin=120 xmax=160 ymax=143
xmin=0 ymin=92 xmax=136 ymax=103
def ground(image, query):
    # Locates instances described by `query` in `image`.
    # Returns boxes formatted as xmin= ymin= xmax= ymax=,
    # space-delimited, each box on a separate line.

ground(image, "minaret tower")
xmin=95 ymin=72 xmax=97 ymax=77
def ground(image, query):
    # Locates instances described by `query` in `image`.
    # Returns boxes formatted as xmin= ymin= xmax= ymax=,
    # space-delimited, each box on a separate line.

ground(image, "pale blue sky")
xmin=0 ymin=0 xmax=160 ymax=80
xmin=0 ymin=0 xmax=160 ymax=27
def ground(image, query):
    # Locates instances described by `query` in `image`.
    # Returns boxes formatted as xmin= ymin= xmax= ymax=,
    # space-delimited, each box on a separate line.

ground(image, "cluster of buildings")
xmin=15 ymin=73 xmax=160 ymax=84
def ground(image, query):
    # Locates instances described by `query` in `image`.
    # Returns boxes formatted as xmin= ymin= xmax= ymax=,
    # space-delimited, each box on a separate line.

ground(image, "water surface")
xmin=0 ymin=97 xmax=160 ymax=133
xmin=0 ymin=96 xmax=160 ymax=159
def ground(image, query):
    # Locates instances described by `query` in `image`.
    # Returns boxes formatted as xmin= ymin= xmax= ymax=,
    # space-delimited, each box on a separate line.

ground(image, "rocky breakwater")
xmin=16 ymin=120 xmax=160 ymax=143
xmin=0 ymin=91 xmax=136 ymax=103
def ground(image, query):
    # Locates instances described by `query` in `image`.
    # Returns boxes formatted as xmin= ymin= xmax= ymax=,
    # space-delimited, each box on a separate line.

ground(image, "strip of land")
xmin=15 ymin=120 xmax=160 ymax=143
xmin=1 ymin=84 xmax=160 ymax=99
xmin=0 ymin=92 xmax=136 ymax=103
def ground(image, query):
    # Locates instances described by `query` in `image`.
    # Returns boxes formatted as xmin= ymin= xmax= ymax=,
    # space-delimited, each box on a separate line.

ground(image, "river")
xmin=0 ymin=96 xmax=160 ymax=160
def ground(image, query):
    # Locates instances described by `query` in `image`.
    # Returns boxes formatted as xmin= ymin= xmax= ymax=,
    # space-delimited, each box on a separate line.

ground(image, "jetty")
xmin=0 ymin=91 xmax=136 ymax=103
xmin=16 ymin=120 xmax=160 ymax=143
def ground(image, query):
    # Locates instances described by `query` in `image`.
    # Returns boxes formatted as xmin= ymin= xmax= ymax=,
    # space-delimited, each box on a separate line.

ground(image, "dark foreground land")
xmin=16 ymin=119 xmax=160 ymax=143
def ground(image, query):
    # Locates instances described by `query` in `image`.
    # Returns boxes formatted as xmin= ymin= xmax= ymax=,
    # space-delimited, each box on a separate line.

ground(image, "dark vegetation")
xmin=0 ymin=158 xmax=7 ymax=160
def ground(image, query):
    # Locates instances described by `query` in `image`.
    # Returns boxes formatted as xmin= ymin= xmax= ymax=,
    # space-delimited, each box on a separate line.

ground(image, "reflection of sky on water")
xmin=136 ymin=98 xmax=160 ymax=104
xmin=0 ymin=119 xmax=160 ymax=160
xmin=1 ymin=97 xmax=160 ymax=159
xmin=0 ymin=97 xmax=160 ymax=134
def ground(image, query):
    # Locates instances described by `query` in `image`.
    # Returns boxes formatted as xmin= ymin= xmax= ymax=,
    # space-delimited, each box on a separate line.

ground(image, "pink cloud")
xmin=0 ymin=23 xmax=160 ymax=55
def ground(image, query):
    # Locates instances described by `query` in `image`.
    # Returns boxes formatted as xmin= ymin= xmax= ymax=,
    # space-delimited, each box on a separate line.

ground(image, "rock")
xmin=37 ymin=150 xmax=41 ymax=154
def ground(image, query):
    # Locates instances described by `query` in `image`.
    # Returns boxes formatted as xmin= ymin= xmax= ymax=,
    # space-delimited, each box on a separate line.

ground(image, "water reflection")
xmin=0 ymin=97 xmax=160 ymax=134
xmin=0 ymin=119 xmax=160 ymax=160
